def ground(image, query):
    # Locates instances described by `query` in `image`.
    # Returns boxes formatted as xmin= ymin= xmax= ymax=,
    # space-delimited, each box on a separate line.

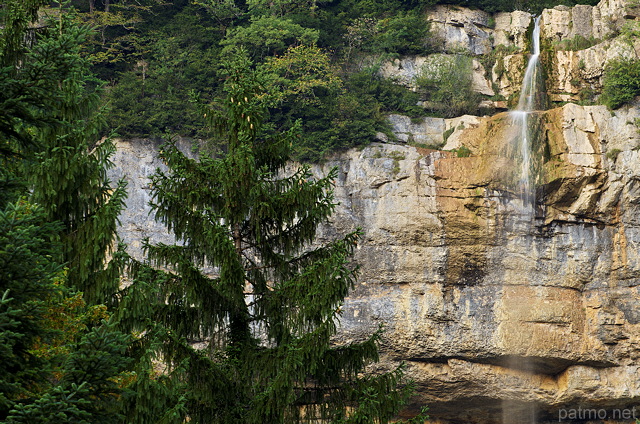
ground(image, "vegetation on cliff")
xmin=601 ymin=57 xmax=640 ymax=110
xmin=0 ymin=2 xmax=424 ymax=422
xmin=114 ymin=51 xmax=426 ymax=423
xmin=67 ymin=0 xmax=602 ymax=161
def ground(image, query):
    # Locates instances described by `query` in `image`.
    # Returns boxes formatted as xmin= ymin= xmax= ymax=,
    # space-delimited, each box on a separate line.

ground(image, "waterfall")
xmin=501 ymin=16 xmax=544 ymax=424
xmin=516 ymin=15 xmax=542 ymax=112
xmin=510 ymin=15 xmax=543 ymax=208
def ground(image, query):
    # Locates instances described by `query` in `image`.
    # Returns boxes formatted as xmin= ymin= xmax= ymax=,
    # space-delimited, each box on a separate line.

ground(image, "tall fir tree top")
xmin=26 ymin=6 xmax=128 ymax=306
xmin=118 ymin=50 xmax=419 ymax=423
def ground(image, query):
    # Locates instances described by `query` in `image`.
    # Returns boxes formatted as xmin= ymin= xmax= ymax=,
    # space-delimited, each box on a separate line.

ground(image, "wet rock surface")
xmin=111 ymin=102 xmax=640 ymax=423
xmin=318 ymin=103 xmax=640 ymax=423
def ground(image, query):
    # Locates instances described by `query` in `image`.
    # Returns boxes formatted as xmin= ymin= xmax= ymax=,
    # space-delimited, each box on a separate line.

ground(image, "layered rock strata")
xmin=321 ymin=102 xmax=640 ymax=423
xmin=111 ymin=101 xmax=640 ymax=423
xmin=108 ymin=1 xmax=640 ymax=422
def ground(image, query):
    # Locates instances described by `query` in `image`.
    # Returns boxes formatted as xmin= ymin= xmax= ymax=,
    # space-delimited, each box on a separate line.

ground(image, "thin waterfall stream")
xmin=509 ymin=15 xmax=544 ymax=211
xmin=501 ymin=15 xmax=544 ymax=424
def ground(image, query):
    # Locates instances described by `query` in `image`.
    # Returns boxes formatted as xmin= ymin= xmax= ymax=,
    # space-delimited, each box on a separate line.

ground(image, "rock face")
xmin=318 ymin=102 xmax=640 ymax=423
xmin=426 ymin=5 xmax=495 ymax=55
xmin=541 ymin=1 xmax=640 ymax=102
xmin=378 ymin=56 xmax=494 ymax=96
xmin=108 ymin=137 xmax=196 ymax=260
xmin=541 ymin=0 xmax=639 ymax=42
xmin=383 ymin=0 xmax=640 ymax=105
xmin=111 ymin=101 xmax=640 ymax=424
xmin=385 ymin=113 xmax=481 ymax=149
xmin=548 ymin=37 xmax=639 ymax=102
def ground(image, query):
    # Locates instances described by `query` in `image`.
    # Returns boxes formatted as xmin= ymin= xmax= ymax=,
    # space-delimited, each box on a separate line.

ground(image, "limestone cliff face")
xmin=111 ymin=101 xmax=640 ymax=423
xmin=316 ymin=102 xmax=640 ymax=423
xmin=542 ymin=1 xmax=640 ymax=103
xmin=382 ymin=0 xmax=640 ymax=106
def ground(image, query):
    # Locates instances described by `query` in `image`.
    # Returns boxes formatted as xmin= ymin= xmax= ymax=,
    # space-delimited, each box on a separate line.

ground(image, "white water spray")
xmin=501 ymin=16 xmax=544 ymax=424
xmin=510 ymin=16 xmax=543 ymax=208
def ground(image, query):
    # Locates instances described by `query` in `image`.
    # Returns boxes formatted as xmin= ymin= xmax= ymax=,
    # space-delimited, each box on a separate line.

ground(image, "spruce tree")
xmin=0 ymin=2 xmax=128 ymax=297
xmin=28 ymin=8 xmax=127 ymax=305
xmin=121 ymin=53 xmax=414 ymax=423
xmin=4 ymin=320 xmax=132 ymax=424
xmin=0 ymin=202 xmax=63 ymax=419
xmin=0 ymin=0 xmax=63 ymax=206
xmin=0 ymin=3 xmax=132 ymax=422
xmin=0 ymin=202 xmax=131 ymax=423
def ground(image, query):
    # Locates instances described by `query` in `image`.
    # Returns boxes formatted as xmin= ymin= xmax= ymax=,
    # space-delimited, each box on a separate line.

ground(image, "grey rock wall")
xmin=111 ymin=102 xmax=640 ymax=423
xmin=314 ymin=103 xmax=640 ymax=423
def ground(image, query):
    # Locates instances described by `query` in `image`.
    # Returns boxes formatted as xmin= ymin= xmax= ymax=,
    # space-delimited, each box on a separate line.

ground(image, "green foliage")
xmin=578 ymin=86 xmax=596 ymax=105
xmin=5 ymin=384 xmax=93 ymax=424
xmin=408 ymin=141 xmax=442 ymax=150
xmin=0 ymin=1 xmax=92 ymax=206
xmin=6 ymin=321 xmax=132 ymax=424
xmin=344 ymin=11 xmax=431 ymax=57
xmin=105 ymin=4 xmax=221 ymax=138
xmin=606 ymin=148 xmax=622 ymax=160
xmin=329 ymin=0 xmax=434 ymax=19
xmin=78 ymin=0 xmax=436 ymax=146
xmin=106 ymin=69 xmax=208 ymax=138
xmin=619 ymin=20 xmax=640 ymax=40
xmin=121 ymin=53 xmax=413 ymax=423
xmin=388 ymin=151 xmax=405 ymax=174
xmin=0 ymin=0 xmax=49 ymax=67
xmin=27 ymin=11 xmax=127 ymax=305
xmin=261 ymin=44 xmax=343 ymax=106
xmin=0 ymin=202 xmax=131 ymax=423
xmin=245 ymin=0 xmax=322 ymax=17
xmin=0 ymin=202 xmax=63 ymax=418
xmin=214 ymin=51 xmax=398 ymax=162
xmin=601 ymin=57 xmax=640 ymax=110
xmin=70 ymin=0 xmax=608 ymax=155
xmin=194 ymin=0 xmax=243 ymax=27
xmin=221 ymin=16 xmax=319 ymax=59
xmin=554 ymin=34 xmax=600 ymax=51
xmin=0 ymin=5 xmax=133 ymax=423
xmin=455 ymin=145 xmax=471 ymax=157
xmin=347 ymin=69 xmax=424 ymax=116
xmin=290 ymin=87 xmax=381 ymax=162
xmin=74 ymin=0 xmax=166 ymax=74
xmin=416 ymin=54 xmax=481 ymax=118
xmin=435 ymin=0 xmax=599 ymax=13
xmin=282 ymin=67 xmax=427 ymax=161
xmin=369 ymin=10 xmax=431 ymax=55
xmin=478 ymin=44 xmax=516 ymax=91
xmin=443 ymin=127 xmax=455 ymax=142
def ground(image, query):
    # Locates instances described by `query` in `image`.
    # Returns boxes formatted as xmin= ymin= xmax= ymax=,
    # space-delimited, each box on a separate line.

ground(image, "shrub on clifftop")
xmin=601 ymin=57 xmax=640 ymax=110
